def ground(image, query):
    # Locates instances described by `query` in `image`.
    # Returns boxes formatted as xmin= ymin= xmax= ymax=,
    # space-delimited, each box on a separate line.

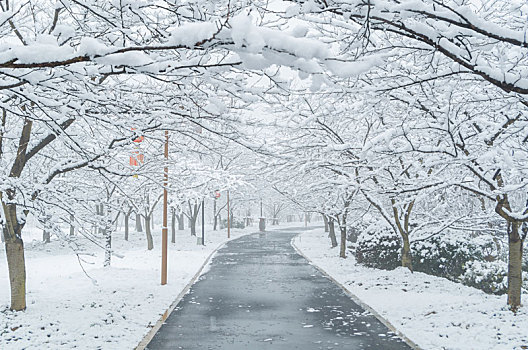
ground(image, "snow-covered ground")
xmin=0 ymin=221 xmax=307 ymax=349
xmin=293 ymin=228 xmax=528 ymax=350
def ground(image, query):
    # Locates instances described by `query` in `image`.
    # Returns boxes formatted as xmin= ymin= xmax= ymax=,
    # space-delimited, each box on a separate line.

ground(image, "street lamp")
xmin=227 ymin=190 xmax=230 ymax=238
xmin=201 ymin=198 xmax=205 ymax=246
xmin=161 ymin=130 xmax=169 ymax=286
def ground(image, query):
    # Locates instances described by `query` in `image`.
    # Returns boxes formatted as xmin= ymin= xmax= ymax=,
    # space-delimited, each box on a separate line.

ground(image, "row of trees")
xmin=259 ymin=0 xmax=528 ymax=311
xmin=2 ymin=0 xmax=526 ymax=314
xmin=0 ymin=0 xmax=334 ymax=311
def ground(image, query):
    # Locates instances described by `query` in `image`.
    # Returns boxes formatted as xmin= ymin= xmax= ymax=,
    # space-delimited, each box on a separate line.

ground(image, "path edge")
xmin=290 ymin=233 xmax=422 ymax=350
xmin=135 ymin=237 xmax=235 ymax=350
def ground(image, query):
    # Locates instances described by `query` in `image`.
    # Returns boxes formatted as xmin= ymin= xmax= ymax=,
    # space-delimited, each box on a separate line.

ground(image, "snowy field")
xmin=0 ymin=221 xmax=304 ymax=349
xmin=293 ymin=228 xmax=528 ymax=350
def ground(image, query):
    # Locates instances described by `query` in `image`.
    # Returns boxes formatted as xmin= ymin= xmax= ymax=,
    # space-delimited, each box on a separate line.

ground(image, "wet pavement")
xmin=146 ymin=228 xmax=412 ymax=349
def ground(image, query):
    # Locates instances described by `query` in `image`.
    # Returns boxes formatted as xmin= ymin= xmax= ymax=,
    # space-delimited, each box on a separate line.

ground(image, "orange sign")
xmin=131 ymin=128 xmax=144 ymax=143
xmin=130 ymin=152 xmax=144 ymax=166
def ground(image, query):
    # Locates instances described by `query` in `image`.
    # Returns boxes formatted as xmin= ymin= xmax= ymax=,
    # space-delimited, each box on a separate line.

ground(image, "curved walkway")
xmin=146 ymin=228 xmax=412 ymax=349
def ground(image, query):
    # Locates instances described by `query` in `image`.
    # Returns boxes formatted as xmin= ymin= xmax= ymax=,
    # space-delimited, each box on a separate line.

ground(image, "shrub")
xmin=355 ymin=227 xmax=483 ymax=277
xmin=355 ymin=226 xmax=528 ymax=295
xmin=353 ymin=226 xmax=527 ymax=295
xmin=460 ymin=260 xmax=508 ymax=295
xmin=355 ymin=227 xmax=401 ymax=270
xmin=347 ymin=226 xmax=361 ymax=243
xmin=411 ymin=234 xmax=483 ymax=280
xmin=220 ymin=218 xmax=245 ymax=229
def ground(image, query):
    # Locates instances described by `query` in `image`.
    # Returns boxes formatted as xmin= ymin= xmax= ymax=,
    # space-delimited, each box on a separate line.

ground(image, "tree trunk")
xmin=97 ymin=204 xmax=104 ymax=234
xmin=5 ymin=238 xmax=26 ymax=311
xmin=2 ymin=201 xmax=28 ymax=311
xmin=323 ymin=215 xmax=329 ymax=233
xmin=135 ymin=213 xmax=143 ymax=232
xmin=114 ymin=211 xmax=120 ymax=230
xmin=328 ymin=219 xmax=338 ymax=248
xmin=178 ymin=213 xmax=185 ymax=230
xmin=190 ymin=217 xmax=197 ymax=236
xmin=401 ymin=233 xmax=413 ymax=271
xmin=93 ymin=204 xmax=101 ymax=234
xmin=104 ymin=227 xmax=111 ymax=267
xmin=213 ymin=199 xmax=218 ymax=231
xmin=145 ymin=215 xmax=153 ymax=250
xmin=507 ymin=221 xmax=523 ymax=310
xmin=124 ymin=213 xmax=129 ymax=241
xmin=69 ymin=214 xmax=75 ymax=236
xmin=189 ymin=202 xmax=201 ymax=236
xmin=339 ymin=223 xmax=347 ymax=258
xmin=171 ymin=208 xmax=176 ymax=243
xmin=43 ymin=229 xmax=50 ymax=243
xmin=391 ymin=200 xmax=414 ymax=272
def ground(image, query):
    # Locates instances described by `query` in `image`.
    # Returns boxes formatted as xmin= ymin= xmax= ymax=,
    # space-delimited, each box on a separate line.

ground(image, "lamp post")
xmin=227 ymin=190 xmax=230 ymax=239
xmin=161 ymin=130 xmax=169 ymax=285
xmin=201 ymin=198 xmax=205 ymax=245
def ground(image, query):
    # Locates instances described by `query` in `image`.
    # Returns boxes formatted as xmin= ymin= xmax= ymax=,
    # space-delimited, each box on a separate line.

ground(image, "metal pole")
xmin=161 ymin=130 xmax=169 ymax=285
xmin=201 ymin=198 xmax=205 ymax=245
xmin=213 ymin=197 xmax=217 ymax=231
xmin=227 ymin=190 xmax=230 ymax=239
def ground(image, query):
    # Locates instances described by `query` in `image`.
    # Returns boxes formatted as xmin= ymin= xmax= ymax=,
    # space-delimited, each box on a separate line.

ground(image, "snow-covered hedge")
xmin=355 ymin=226 xmax=401 ymax=270
xmin=411 ymin=235 xmax=483 ymax=280
xmin=461 ymin=260 xmax=528 ymax=295
xmin=460 ymin=260 xmax=508 ymax=294
xmin=355 ymin=228 xmax=482 ymax=278
xmin=220 ymin=218 xmax=245 ymax=229
xmin=353 ymin=226 xmax=524 ymax=295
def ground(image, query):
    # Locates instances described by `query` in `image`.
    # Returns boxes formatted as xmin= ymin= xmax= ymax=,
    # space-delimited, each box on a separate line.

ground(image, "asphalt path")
xmin=146 ymin=228 xmax=412 ymax=349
